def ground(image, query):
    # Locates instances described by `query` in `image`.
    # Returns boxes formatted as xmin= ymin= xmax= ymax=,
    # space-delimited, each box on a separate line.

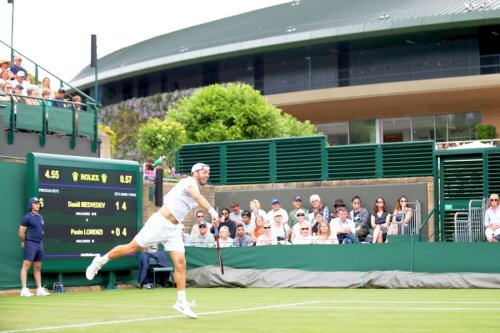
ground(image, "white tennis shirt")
xmin=164 ymin=176 xmax=199 ymax=222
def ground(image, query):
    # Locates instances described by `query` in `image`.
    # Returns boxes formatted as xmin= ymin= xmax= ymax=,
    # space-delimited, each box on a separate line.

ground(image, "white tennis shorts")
xmin=134 ymin=212 xmax=185 ymax=253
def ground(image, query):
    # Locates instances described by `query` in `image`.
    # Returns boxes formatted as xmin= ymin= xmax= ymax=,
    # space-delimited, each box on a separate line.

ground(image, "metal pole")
xmin=8 ymin=0 xmax=14 ymax=63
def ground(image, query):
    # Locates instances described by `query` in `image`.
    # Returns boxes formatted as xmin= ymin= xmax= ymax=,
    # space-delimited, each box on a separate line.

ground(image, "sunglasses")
xmin=491 ymin=198 xmax=499 ymax=202
xmin=199 ymin=225 xmax=207 ymax=228
xmin=297 ymin=213 xmax=305 ymax=217
xmin=400 ymin=200 xmax=408 ymax=202
xmin=263 ymin=226 xmax=271 ymax=229
xmin=301 ymin=228 xmax=309 ymax=231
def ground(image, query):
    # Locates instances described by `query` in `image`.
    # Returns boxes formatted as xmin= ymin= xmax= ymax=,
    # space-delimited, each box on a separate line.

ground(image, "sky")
xmin=0 ymin=0 xmax=289 ymax=84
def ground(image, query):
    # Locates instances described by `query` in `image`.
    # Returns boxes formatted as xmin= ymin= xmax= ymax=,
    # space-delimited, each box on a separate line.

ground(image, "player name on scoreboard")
xmin=68 ymin=201 xmax=107 ymax=208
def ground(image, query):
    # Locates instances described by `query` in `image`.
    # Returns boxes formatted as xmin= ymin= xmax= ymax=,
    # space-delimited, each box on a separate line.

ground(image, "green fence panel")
xmin=382 ymin=141 xmax=434 ymax=177
xmin=77 ymin=110 xmax=94 ymax=137
xmin=327 ymin=144 xmax=377 ymax=179
xmin=226 ymin=141 xmax=271 ymax=184
xmin=276 ymin=136 xmax=325 ymax=182
xmin=16 ymin=104 xmax=44 ymax=132
xmin=47 ymin=106 xmax=73 ymax=134
xmin=0 ymin=100 xmax=12 ymax=129
xmin=177 ymin=144 xmax=222 ymax=184
xmin=487 ymin=150 xmax=500 ymax=195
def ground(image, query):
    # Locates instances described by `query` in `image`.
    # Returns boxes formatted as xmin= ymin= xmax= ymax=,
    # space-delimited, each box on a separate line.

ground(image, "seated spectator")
xmin=485 ymin=193 xmax=500 ymax=242
xmin=0 ymin=82 xmax=13 ymax=100
xmin=190 ymin=210 xmax=212 ymax=238
xmin=192 ymin=222 xmax=215 ymax=247
xmin=271 ymin=211 xmax=290 ymax=244
xmin=290 ymin=209 xmax=309 ymax=242
xmin=292 ymin=222 xmax=314 ymax=245
xmin=12 ymin=71 xmax=28 ymax=94
xmin=180 ymin=223 xmax=192 ymax=247
xmin=307 ymin=194 xmax=330 ymax=222
xmin=252 ymin=215 xmax=266 ymax=243
xmin=211 ymin=208 xmax=236 ymax=238
xmin=13 ymin=85 xmax=24 ymax=102
xmin=229 ymin=201 xmax=243 ymax=225
xmin=255 ymin=222 xmax=277 ymax=246
xmin=24 ymin=87 xmax=40 ymax=105
xmin=39 ymin=77 xmax=54 ymax=98
xmin=72 ymin=95 xmax=82 ymax=111
xmin=249 ymin=199 xmax=267 ymax=224
xmin=0 ymin=69 xmax=11 ymax=85
xmin=349 ymin=195 xmax=370 ymax=241
xmin=314 ymin=221 xmax=338 ymax=244
xmin=330 ymin=207 xmax=360 ymax=244
xmin=52 ymin=88 xmax=67 ymax=108
xmin=10 ymin=55 xmax=28 ymax=78
xmin=233 ymin=224 xmax=253 ymax=247
xmin=239 ymin=210 xmax=255 ymax=237
xmin=310 ymin=211 xmax=324 ymax=235
xmin=0 ymin=59 xmax=11 ymax=72
xmin=330 ymin=199 xmax=346 ymax=220
xmin=39 ymin=89 xmax=53 ymax=106
xmin=391 ymin=195 xmax=413 ymax=235
xmin=218 ymin=226 xmax=233 ymax=248
xmin=370 ymin=197 xmax=390 ymax=243
xmin=267 ymin=198 xmax=289 ymax=225
xmin=288 ymin=196 xmax=307 ymax=228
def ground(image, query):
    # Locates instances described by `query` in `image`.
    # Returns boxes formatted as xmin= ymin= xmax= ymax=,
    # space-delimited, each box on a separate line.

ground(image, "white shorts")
xmin=134 ymin=213 xmax=185 ymax=253
xmin=485 ymin=226 xmax=500 ymax=240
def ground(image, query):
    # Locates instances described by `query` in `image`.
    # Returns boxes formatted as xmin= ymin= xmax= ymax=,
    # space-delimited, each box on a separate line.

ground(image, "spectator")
xmin=229 ymin=201 xmax=243 ymax=225
xmin=143 ymin=163 xmax=155 ymax=181
xmin=24 ymin=87 xmax=40 ymax=105
xmin=288 ymin=196 xmax=307 ymax=228
xmin=218 ymin=226 xmax=233 ymax=248
xmin=311 ymin=210 xmax=324 ymax=235
xmin=0 ymin=69 xmax=11 ymax=85
xmin=330 ymin=207 xmax=360 ymax=244
xmin=0 ymin=82 xmax=13 ymax=100
xmin=484 ymin=193 xmax=500 ymax=242
xmin=349 ymin=195 xmax=370 ymax=241
xmin=0 ymin=59 xmax=11 ymax=72
xmin=249 ymin=199 xmax=267 ymax=224
xmin=52 ymin=88 xmax=67 ymax=108
xmin=271 ymin=211 xmax=290 ymax=244
xmin=292 ymin=222 xmax=313 ymax=245
xmin=12 ymin=71 xmax=28 ymax=94
xmin=180 ymin=223 xmax=192 ymax=247
xmin=267 ymin=198 xmax=288 ymax=225
xmin=307 ymin=194 xmax=330 ymax=223
xmin=370 ymin=197 xmax=390 ymax=243
xmin=391 ymin=195 xmax=413 ymax=235
xmin=72 ymin=95 xmax=82 ymax=111
xmin=314 ymin=221 xmax=338 ymax=244
xmin=13 ymin=85 xmax=24 ymax=102
xmin=290 ymin=208 xmax=309 ymax=242
xmin=39 ymin=89 xmax=53 ymax=106
xmin=190 ymin=210 xmax=212 ymax=238
xmin=239 ymin=210 xmax=255 ymax=237
xmin=330 ymin=199 xmax=346 ymax=220
xmin=211 ymin=208 xmax=236 ymax=238
xmin=255 ymin=222 xmax=277 ymax=246
xmin=252 ymin=215 xmax=266 ymax=243
xmin=233 ymin=224 xmax=253 ymax=247
xmin=10 ymin=55 xmax=28 ymax=78
xmin=39 ymin=77 xmax=54 ymax=98
xmin=192 ymin=222 xmax=215 ymax=247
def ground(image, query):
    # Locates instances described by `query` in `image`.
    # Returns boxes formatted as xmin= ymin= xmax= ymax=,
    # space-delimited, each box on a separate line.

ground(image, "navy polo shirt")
xmin=20 ymin=211 xmax=44 ymax=242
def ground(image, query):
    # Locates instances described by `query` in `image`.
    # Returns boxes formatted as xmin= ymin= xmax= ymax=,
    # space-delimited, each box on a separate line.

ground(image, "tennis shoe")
xmin=86 ymin=255 xmax=103 ymax=280
xmin=20 ymin=288 xmax=33 ymax=297
xmin=173 ymin=300 xmax=198 ymax=319
xmin=36 ymin=287 xmax=50 ymax=296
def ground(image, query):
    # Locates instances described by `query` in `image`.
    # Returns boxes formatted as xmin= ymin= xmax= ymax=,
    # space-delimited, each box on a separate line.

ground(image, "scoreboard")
xmin=26 ymin=153 xmax=142 ymax=272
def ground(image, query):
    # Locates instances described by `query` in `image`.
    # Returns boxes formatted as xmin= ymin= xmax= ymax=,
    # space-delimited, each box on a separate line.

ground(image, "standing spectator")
xmin=233 ymin=224 xmax=253 ymax=247
xmin=252 ymin=215 xmax=266 ymax=243
xmin=292 ymin=222 xmax=314 ymax=245
xmin=391 ymin=195 xmax=413 ymax=235
xmin=485 ymin=193 xmax=500 ymax=242
xmin=288 ymin=196 xmax=307 ymax=228
xmin=192 ymin=222 xmax=215 ymax=247
xmin=267 ymin=198 xmax=288 ymax=225
xmin=218 ymin=226 xmax=233 ymax=248
xmin=10 ymin=55 xmax=28 ymax=78
xmin=229 ymin=201 xmax=243 ymax=225
xmin=240 ymin=210 xmax=255 ymax=237
xmin=256 ymin=222 xmax=277 ymax=246
xmin=19 ymin=197 xmax=50 ymax=297
xmin=314 ymin=221 xmax=338 ymax=244
xmin=249 ymin=199 xmax=267 ymax=224
xmin=52 ymin=88 xmax=67 ymax=108
xmin=349 ymin=195 xmax=370 ymax=241
xmin=330 ymin=207 xmax=360 ymax=244
xmin=307 ymin=194 xmax=330 ymax=223
xmin=190 ymin=210 xmax=212 ymax=238
xmin=330 ymin=199 xmax=346 ymax=220
xmin=370 ymin=197 xmax=390 ymax=243
xmin=211 ymin=208 xmax=236 ymax=238
xmin=271 ymin=211 xmax=290 ymax=244
xmin=290 ymin=209 xmax=309 ymax=242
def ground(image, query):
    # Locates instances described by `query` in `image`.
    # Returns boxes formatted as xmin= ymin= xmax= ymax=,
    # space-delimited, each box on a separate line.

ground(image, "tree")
xmin=98 ymin=124 xmax=117 ymax=156
xmin=137 ymin=118 xmax=187 ymax=166
xmin=167 ymin=83 xmax=319 ymax=143
xmin=475 ymin=123 xmax=497 ymax=140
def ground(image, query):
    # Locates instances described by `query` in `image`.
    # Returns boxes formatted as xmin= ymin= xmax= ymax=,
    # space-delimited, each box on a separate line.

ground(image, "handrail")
xmin=419 ymin=208 xmax=436 ymax=242
xmin=0 ymin=39 xmax=96 ymax=104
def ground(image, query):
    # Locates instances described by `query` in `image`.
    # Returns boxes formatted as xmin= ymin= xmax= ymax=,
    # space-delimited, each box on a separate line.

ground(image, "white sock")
xmin=177 ymin=290 xmax=187 ymax=303
xmin=101 ymin=254 xmax=110 ymax=264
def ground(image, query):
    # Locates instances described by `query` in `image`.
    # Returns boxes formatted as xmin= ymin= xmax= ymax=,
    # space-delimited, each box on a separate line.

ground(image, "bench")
xmin=152 ymin=266 xmax=174 ymax=287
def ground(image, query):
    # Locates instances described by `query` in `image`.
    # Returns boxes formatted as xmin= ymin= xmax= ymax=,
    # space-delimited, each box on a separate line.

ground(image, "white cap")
xmin=191 ymin=163 xmax=209 ymax=173
xmin=17 ymin=70 xmax=26 ymax=77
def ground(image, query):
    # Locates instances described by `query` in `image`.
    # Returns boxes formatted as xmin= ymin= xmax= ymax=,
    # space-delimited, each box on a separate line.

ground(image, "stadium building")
xmin=72 ymin=0 xmax=500 ymax=145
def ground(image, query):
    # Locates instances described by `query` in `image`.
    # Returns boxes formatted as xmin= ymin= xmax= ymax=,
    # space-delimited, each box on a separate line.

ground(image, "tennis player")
xmin=86 ymin=163 xmax=219 ymax=319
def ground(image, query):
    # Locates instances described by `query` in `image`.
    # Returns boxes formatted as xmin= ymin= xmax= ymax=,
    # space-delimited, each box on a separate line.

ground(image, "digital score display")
xmin=27 ymin=153 xmax=142 ymax=272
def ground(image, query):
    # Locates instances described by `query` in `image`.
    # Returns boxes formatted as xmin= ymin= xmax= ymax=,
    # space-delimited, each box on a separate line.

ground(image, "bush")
xmin=475 ymin=123 xmax=497 ymax=140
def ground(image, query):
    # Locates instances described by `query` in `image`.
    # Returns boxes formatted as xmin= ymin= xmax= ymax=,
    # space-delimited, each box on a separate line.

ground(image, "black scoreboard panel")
xmin=26 ymin=153 xmax=142 ymax=272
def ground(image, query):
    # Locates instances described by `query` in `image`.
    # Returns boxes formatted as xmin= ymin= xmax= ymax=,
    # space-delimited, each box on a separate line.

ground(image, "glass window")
xmin=435 ymin=115 xmax=448 ymax=142
xmin=412 ymin=115 xmax=435 ymax=141
xmin=350 ymin=119 xmax=375 ymax=144
xmin=316 ymin=122 xmax=348 ymax=146
xmin=382 ymin=117 xmax=411 ymax=143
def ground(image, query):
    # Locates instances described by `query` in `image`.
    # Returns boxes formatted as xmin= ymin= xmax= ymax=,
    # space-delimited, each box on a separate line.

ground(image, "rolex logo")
xmin=101 ymin=173 xmax=107 ymax=184
xmin=72 ymin=172 xmax=79 ymax=182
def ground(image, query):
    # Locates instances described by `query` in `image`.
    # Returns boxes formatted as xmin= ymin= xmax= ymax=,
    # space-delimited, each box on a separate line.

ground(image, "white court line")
xmin=0 ymin=300 xmax=322 ymax=333
xmin=319 ymin=300 xmax=500 ymax=305
xmin=287 ymin=306 xmax=500 ymax=311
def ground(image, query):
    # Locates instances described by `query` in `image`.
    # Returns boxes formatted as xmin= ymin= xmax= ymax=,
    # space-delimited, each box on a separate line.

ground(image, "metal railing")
xmin=453 ymin=199 xmax=486 ymax=242
xmin=387 ymin=200 xmax=422 ymax=236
